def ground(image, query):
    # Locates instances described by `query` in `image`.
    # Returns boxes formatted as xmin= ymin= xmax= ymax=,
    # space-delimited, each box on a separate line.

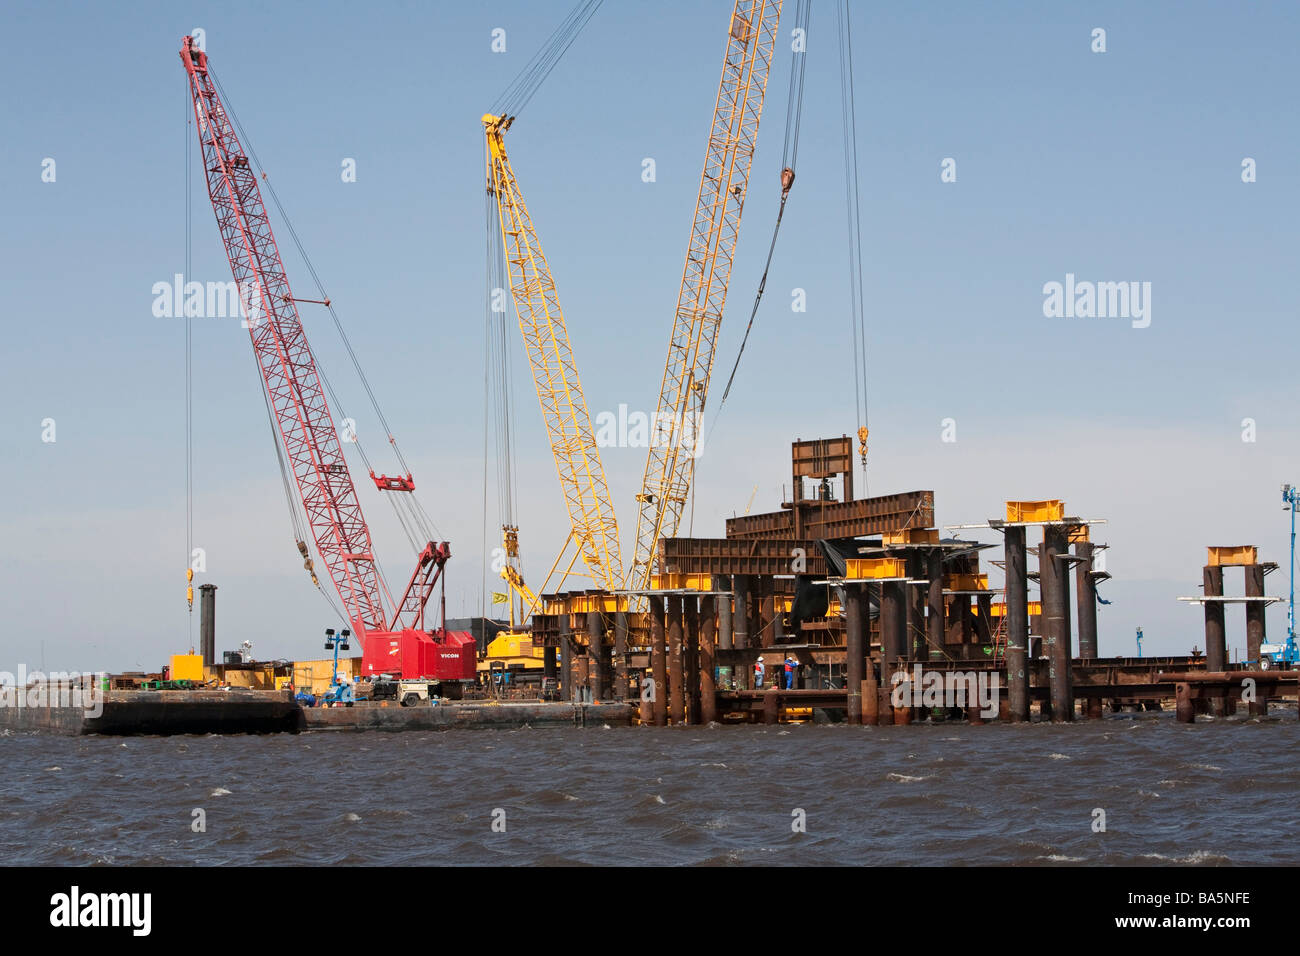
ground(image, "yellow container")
xmin=649 ymin=573 xmax=712 ymax=591
xmin=845 ymin=557 xmax=906 ymax=580
xmin=883 ymin=528 xmax=938 ymax=545
xmin=945 ymin=573 xmax=989 ymax=591
xmin=170 ymin=654 xmax=205 ymax=682
xmin=1207 ymin=545 xmax=1258 ymax=567
xmin=1005 ymin=500 xmax=1064 ymax=523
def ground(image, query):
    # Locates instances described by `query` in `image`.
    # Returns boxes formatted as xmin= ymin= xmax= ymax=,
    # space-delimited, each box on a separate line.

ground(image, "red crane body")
xmin=180 ymin=37 xmax=474 ymax=682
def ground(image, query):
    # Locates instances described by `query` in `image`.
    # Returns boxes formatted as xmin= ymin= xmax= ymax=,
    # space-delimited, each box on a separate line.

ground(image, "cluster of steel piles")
xmin=523 ymin=437 xmax=1297 ymax=726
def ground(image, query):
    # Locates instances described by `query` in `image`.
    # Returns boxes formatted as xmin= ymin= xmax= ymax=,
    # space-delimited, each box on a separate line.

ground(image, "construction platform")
xmin=0 ymin=688 xmax=301 ymax=736
xmin=301 ymin=700 xmax=634 ymax=732
xmin=0 ymin=688 xmax=635 ymax=736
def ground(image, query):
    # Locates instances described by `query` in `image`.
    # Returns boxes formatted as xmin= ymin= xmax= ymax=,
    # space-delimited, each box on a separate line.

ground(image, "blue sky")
xmin=1 ymin=0 xmax=1297 ymax=672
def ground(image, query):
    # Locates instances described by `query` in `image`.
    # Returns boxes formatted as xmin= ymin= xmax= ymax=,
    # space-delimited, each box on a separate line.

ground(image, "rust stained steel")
xmin=699 ymin=597 xmax=718 ymax=724
xmin=1039 ymin=528 xmax=1073 ymax=722
xmin=667 ymin=595 xmax=685 ymax=724
xmin=659 ymin=536 xmax=827 ymax=576
xmin=614 ymin=610 xmax=629 ymax=701
xmin=1074 ymin=541 xmax=1098 ymax=660
xmin=725 ymin=490 xmax=935 ymax=540
xmin=844 ymin=587 xmax=865 ymax=725
xmin=1244 ymin=564 xmax=1267 ymax=716
xmin=684 ymin=598 xmax=700 ymax=725
xmin=650 ymin=596 xmax=668 ymax=726
xmin=1004 ymin=526 xmax=1030 ymax=722
xmin=1202 ymin=565 xmax=1227 ymax=716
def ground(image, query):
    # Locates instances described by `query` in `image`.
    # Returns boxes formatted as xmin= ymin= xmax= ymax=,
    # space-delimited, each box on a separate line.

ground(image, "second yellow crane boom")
xmin=629 ymin=0 xmax=783 ymax=591
xmin=484 ymin=113 xmax=625 ymax=602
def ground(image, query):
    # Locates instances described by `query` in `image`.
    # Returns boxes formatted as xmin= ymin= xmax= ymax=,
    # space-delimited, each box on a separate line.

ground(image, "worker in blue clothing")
xmin=783 ymin=656 xmax=796 ymax=689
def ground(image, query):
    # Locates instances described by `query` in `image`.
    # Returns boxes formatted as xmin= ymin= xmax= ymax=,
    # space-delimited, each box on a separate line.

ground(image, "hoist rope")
xmin=185 ymin=78 xmax=195 ymax=640
xmin=837 ymin=0 xmax=870 ymax=490
xmin=491 ymin=0 xmax=605 ymax=118
xmin=709 ymin=0 xmax=812 ymax=429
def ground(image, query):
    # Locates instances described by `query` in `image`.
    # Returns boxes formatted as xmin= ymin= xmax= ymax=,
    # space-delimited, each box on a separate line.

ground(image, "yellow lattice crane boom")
xmin=629 ymin=0 xmax=782 ymax=590
xmin=484 ymin=112 xmax=625 ymax=597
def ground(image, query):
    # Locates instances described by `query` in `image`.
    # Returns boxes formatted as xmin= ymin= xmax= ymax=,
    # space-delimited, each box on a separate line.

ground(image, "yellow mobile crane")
xmin=483 ymin=111 xmax=624 ymax=616
xmin=629 ymin=0 xmax=783 ymax=591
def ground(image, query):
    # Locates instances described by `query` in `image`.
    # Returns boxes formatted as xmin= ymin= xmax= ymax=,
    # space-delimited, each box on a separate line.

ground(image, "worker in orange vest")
xmin=754 ymin=657 xmax=766 ymax=688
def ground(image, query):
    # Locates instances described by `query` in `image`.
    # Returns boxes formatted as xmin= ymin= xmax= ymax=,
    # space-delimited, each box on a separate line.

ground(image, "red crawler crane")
xmin=180 ymin=36 xmax=474 ymax=686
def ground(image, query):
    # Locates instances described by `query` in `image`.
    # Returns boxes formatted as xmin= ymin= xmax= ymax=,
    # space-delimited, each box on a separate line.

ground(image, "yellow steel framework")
xmin=484 ymin=113 xmax=625 ymax=600
xmin=630 ymin=0 xmax=782 ymax=591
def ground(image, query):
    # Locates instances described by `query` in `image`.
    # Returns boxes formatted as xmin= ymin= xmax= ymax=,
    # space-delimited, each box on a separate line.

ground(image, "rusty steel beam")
xmin=659 ymin=537 xmax=826 ymax=577
xmin=725 ymin=490 xmax=935 ymax=540
xmin=1004 ymin=526 xmax=1030 ymax=722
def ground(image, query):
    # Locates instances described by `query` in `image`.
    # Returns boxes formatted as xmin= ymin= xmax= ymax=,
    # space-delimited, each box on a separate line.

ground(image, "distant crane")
xmin=1258 ymin=484 xmax=1300 ymax=668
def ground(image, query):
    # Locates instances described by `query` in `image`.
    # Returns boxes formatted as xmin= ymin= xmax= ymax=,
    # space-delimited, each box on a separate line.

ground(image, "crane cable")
xmin=838 ymin=0 xmax=870 ymax=491
xmin=184 ymin=77 xmax=195 ymax=636
xmin=491 ymin=0 xmax=605 ymax=118
xmin=708 ymin=0 xmax=812 ymax=427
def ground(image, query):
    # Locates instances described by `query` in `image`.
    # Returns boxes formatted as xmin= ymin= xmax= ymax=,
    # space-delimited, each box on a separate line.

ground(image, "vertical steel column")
xmin=1040 ymin=528 xmax=1073 ymax=722
xmin=587 ymin=610 xmax=605 ymax=700
xmin=1203 ymin=565 xmax=1227 ymax=717
xmin=650 ymin=596 xmax=667 ymax=726
xmin=699 ymin=594 xmax=717 ymax=724
xmin=684 ymin=597 xmax=700 ymax=725
xmin=543 ymin=645 xmax=557 ymax=682
xmin=559 ymin=615 xmax=573 ymax=702
xmin=668 ymin=595 xmax=685 ymax=724
xmin=1075 ymin=541 xmax=1098 ymax=659
xmin=906 ymin=554 xmax=927 ymax=660
xmin=614 ymin=609 xmax=628 ymax=701
xmin=198 ymin=583 xmax=217 ymax=666
xmin=1005 ymin=527 xmax=1030 ymax=723
xmin=845 ymin=585 xmax=865 ymax=725
xmin=926 ymin=550 xmax=945 ymax=660
xmin=1245 ymin=564 xmax=1267 ymax=716
xmin=733 ymin=575 xmax=751 ymax=651
xmin=760 ymin=589 xmax=776 ymax=647
xmin=718 ymin=578 xmax=733 ymax=650
xmin=880 ymin=579 xmax=907 ymax=722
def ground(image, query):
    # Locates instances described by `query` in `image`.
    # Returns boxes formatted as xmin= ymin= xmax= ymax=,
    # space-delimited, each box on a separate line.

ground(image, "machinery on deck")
xmin=1259 ymin=485 xmax=1300 ymax=668
xmin=181 ymin=37 xmax=475 ymax=690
